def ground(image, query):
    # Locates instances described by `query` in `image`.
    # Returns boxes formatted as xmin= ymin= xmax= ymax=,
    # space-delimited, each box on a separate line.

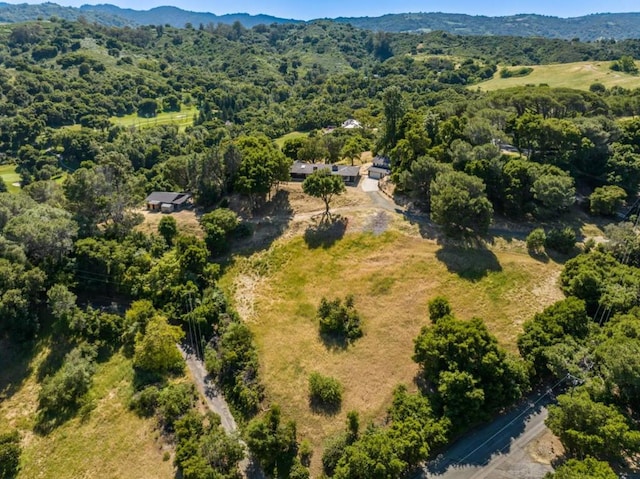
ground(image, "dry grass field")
xmin=0 ymin=344 xmax=174 ymax=479
xmin=137 ymin=207 xmax=204 ymax=238
xmin=220 ymin=183 xmax=567 ymax=474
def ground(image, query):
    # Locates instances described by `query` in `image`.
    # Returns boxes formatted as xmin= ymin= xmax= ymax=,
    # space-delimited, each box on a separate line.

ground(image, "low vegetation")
xmin=317 ymin=295 xmax=363 ymax=343
xmin=308 ymin=372 xmax=343 ymax=411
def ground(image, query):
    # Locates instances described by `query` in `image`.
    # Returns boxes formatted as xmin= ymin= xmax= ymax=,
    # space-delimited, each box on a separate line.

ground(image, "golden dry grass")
xmin=222 ymin=213 xmax=564 ymax=474
xmin=0 ymin=350 xmax=173 ymax=479
xmin=137 ymin=208 xmax=204 ymax=238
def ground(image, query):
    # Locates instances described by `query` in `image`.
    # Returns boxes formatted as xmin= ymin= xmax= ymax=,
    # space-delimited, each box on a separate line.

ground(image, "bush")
xmin=158 ymin=383 xmax=195 ymax=430
xmin=133 ymin=315 xmax=185 ymax=375
xmin=309 ymin=372 xmax=343 ymax=409
xmin=0 ymin=431 xmax=21 ymax=479
xmin=428 ymin=296 xmax=451 ymax=323
xmin=322 ymin=433 xmax=348 ymax=476
xmin=129 ymin=385 xmax=160 ymax=417
xmin=526 ymin=228 xmax=547 ymax=254
xmin=545 ymin=227 xmax=576 ymax=254
xmin=589 ymin=185 xmax=627 ymax=216
xmin=204 ymin=321 xmax=262 ymax=417
xmin=37 ymin=346 xmax=96 ymax=415
xmin=318 ymin=295 xmax=363 ymax=342
xmin=200 ymin=208 xmax=239 ymax=255
xmin=499 ymin=66 xmax=533 ymax=78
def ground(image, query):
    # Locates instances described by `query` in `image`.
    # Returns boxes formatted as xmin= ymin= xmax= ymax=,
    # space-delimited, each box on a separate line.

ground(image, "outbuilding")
xmin=145 ymin=192 xmax=192 ymax=212
xmin=368 ymin=166 xmax=390 ymax=180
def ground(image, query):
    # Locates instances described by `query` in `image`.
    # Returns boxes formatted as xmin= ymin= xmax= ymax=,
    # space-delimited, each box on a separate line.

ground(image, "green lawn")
xmin=274 ymin=131 xmax=309 ymax=148
xmin=0 ymin=164 xmax=20 ymax=193
xmin=475 ymin=60 xmax=640 ymax=91
xmin=110 ymin=105 xmax=198 ymax=131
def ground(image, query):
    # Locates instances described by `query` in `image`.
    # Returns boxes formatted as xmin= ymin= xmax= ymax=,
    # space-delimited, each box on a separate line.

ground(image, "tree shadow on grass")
xmin=303 ymin=214 xmax=348 ymax=249
xmin=34 ymin=401 xmax=86 ymax=435
xmin=0 ymin=339 xmax=34 ymax=402
xmin=435 ymin=242 xmax=502 ymax=281
xmin=527 ymin=249 xmax=550 ymax=263
xmin=309 ymin=396 xmax=342 ymax=416
xmin=319 ymin=332 xmax=349 ymax=351
xmin=36 ymin=336 xmax=74 ymax=382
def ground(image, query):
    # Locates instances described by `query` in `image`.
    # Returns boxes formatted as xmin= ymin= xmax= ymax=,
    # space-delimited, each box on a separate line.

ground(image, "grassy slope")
xmin=0 ymin=164 xmax=20 ymax=193
xmin=0 ymin=345 xmax=173 ymax=479
xmin=476 ymin=61 xmax=640 ymax=91
xmin=221 ymin=226 xmax=564 ymax=473
xmin=110 ymin=105 xmax=198 ymax=131
xmin=274 ymin=131 xmax=309 ymax=149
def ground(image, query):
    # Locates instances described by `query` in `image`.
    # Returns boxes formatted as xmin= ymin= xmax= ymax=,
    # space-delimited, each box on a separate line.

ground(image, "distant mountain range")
xmin=1 ymin=3 xmax=640 ymax=40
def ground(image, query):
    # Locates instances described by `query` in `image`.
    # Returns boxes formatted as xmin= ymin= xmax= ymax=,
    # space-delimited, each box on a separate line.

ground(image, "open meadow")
xmin=109 ymin=105 xmax=198 ymax=132
xmin=0 ymin=163 xmax=20 ymax=193
xmin=475 ymin=60 xmax=640 ymax=91
xmin=220 ymin=182 xmax=567 ymax=475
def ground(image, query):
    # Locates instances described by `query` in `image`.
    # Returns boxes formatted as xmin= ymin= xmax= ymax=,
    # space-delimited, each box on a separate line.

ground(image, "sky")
xmin=3 ymin=0 xmax=640 ymax=20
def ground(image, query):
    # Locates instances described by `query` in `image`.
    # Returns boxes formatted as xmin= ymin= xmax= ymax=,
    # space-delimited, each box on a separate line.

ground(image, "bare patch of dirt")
xmin=528 ymin=429 xmax=564 ymax=465
xmin=363 ymin=211 xmax=390 ymax=235
xmin=233 ymin=271 xmax=262 ymax=323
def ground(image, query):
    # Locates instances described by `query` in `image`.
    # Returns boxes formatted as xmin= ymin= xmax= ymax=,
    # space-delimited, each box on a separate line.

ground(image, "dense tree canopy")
xmin=430 ymin=171 xmax=493 ymax=237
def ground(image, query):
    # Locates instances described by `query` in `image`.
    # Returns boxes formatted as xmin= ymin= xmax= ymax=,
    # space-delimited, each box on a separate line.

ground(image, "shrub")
xmin=309 ymin=372 xmax=343 ymax=409
xmin=129 ymin=385 xmax=160 ymax=417
xmin=589 ymin=185 xmax=627 ymax=216
xmin=526 ymin=228 xmax=547 ymax=254
xmin=37 ymin=346 xmax=96 ymax=415
xmin=428 ymin=296 xmax=451 ymax=322
xmin=0 ymin=431 xmax=21 ymax=479
xmin=133 ymin=315 xmax=185 ymax=375
xmin=158 ymin=383 xmax=195 ymax=430
xmin=318 ymin=295 xmax=363 ymax=342
xmin=499 ymin=66 xmax=533 ymax=78
xmin=200 ymin=208 xmax=239 ymax=255
xmin=299 ymin=439 xmax=313 ymax=467
xmin=204 ymin=321 xmax=262 ymax=417
xmin=322 ymin=433 xmax=348 ymax=476
xmin=545 ymin=227 xmax=576 ymax=254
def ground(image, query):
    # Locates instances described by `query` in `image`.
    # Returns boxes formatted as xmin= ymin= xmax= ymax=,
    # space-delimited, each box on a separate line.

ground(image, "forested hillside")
xmin=3 ymin=3 xmax=640 ymax=40
xmin=0 ymin=16 xmax=640 ymax=479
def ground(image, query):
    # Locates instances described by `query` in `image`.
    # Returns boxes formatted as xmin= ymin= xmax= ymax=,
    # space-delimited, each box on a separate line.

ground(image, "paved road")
xmin=180 ymin=345 xmax=239 ymax=433
xmin=414 ymin=386 xmax=563 ymax=479
xmin=179 ymin=345 xmax=264 ymax=479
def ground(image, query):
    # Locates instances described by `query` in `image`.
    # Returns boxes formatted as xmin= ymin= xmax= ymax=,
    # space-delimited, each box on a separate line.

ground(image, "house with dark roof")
xmin=290 ymin=161 xmax=361 ymax=185
xmin=145 ymin=192 xmax=192 ymax=213
xmin=368 ymin=156 xmax=391 ymax=179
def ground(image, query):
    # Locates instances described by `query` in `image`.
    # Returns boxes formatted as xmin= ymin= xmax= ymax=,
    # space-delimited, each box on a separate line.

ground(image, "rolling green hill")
xmin=476 ymin=61 xmax=640 ymax=91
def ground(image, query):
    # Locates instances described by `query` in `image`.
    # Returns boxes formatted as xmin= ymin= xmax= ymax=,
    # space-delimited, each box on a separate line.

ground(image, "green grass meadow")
xmin=476 ymin=61 xmax=640 ymax=91
xmin=0 ymin=164 xmax=20 ymax=193
xmin=274 ymin=131 xmax=309 ymax=149
xmin=110 ymin=105 xmax=198 ymax=131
